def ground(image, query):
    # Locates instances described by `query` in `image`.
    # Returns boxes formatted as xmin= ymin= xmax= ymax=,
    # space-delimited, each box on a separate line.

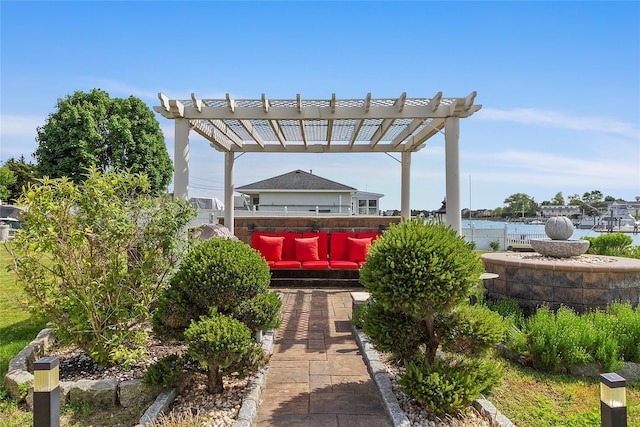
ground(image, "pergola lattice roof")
xmin=154 ymin=92 xmax=481 ymax=153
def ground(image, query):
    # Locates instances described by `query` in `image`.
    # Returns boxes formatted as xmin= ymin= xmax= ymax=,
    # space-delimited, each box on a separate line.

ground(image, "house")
xmin=540 ymin=205 xmax=581 ymax=218
xmin=235 ymin=170 xmax=383 ymax=215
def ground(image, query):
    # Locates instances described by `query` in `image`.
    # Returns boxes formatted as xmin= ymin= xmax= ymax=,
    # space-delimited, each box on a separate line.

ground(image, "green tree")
xmin=551 ymin=192 xmax=565 ymax=205
xmin=184 ymin=310 xmax=265 ymax=394
xmin=3 ymin=155 xmax=40 ymax=202
xmin=8 ymin=169 xmax=195 ymax=366
xmin=153 ymin=238 xmax=280 ymax=340
xmin=0 ymin=165 xmax=16 ymax=201
xmin=34 ymin=89 xmax=172 ymax=193
xmin=359 ymin=220 xmax=504 ymax=414
xmin=503 ymin=193 xmax=538 ymax=218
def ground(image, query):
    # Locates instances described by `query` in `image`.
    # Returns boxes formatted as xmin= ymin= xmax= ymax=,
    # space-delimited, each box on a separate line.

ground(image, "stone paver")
xmin=256 ymin=288 xmax=392 ymax=427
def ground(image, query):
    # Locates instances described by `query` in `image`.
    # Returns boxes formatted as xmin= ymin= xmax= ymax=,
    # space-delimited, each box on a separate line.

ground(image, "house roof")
xmin=236 ymin=170 xmax=356 ymax=193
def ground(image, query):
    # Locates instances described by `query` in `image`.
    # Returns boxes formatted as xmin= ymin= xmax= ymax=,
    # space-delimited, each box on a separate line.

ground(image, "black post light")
xmin=600 ymin=372 xmax=626 ymax=427
xmin=33 ymin=356 xmax=60 ymax=427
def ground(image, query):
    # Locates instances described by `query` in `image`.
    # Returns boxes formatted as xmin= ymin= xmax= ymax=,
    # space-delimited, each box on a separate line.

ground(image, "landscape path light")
xmin=600 ymin=372 xmax=626 ymax=427
xmin=33 ymin=356 xmax=60 ymax=427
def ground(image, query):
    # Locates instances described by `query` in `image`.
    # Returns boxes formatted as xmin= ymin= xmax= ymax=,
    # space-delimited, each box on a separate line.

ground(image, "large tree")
xmin=0 ymin=165 xmax=16 ymax=202
xmin=34 ymin=89 xmax=172 ymax=193
xmin=3 ymin=156 xmax=40 ymax=203
xmin=502 ymin=193 xmax=538 ymax=218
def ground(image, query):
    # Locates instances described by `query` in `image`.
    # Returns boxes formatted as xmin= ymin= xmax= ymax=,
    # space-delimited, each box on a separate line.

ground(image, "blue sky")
xmin=1 ymin=1 xmax=639 ymax=212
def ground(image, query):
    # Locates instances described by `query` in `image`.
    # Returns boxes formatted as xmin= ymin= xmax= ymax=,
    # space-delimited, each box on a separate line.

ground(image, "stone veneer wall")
xmin=481 ymin=253 xmax=640 ymax=313
xmin=221 ymin=216 xmax=401 ymax=246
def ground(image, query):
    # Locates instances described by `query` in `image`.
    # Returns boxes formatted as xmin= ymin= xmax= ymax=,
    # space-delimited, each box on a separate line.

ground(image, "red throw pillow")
xmin=259 ymin=235 xmax=284 ymax=261
xmin=348 ymin=237 xmax=372 ymax=262
xmin=294 ymin=237 xmax=320 ymax=261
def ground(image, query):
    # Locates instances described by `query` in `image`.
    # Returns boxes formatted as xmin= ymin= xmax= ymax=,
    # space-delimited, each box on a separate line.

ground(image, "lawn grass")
xmin=0 ymin=244 xmax=48 ymax=427
xmin=490 ymin=357 xmax=640 ymax=426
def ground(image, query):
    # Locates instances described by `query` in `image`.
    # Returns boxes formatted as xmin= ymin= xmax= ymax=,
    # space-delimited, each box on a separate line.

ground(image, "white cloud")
xmin=480 ymin=108 xmax=640 ymax=139
xmin=0 ymin=115 xmax=44 ymax=137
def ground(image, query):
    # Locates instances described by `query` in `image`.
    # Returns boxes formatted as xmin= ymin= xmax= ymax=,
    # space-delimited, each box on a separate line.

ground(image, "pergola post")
xmin=401 ymin=151 xmax=411 ymax=220
xmin=224 ymin=152 xmax=235 ymax=235
xmin=173 ymin=118 xmax=190 ymax=200
xmin=445 ymin=117 xmax=461 ymax=234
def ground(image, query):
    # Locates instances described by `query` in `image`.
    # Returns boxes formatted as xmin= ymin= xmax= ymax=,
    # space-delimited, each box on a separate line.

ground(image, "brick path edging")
xmin=352 ymin=326 xmax=516 ymax=427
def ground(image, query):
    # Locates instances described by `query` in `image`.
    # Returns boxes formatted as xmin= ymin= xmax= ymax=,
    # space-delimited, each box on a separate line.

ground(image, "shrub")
xmin=583 ymin=233 xmax=633 ymax=256
xmin=398 ymin=356 xmax=503 ymax=416
xmin=525 ymin=306 xmax=593 ymax=372
xmin=359 ymin=219 xmax=503 ymax=414
xmin=486 ymin=298 xmax=525 ymax=329
xmin=143 ymin=354 xmax=186 ymax=388
xmin=438 ymin=304 xmax=505 ymax=357
xmin=514 ymin=305 xmax=636 ymax=373
xmin=234 ymin=291 xmax=282 ymax=332
xmin=363 ymin=302 xmax=428 ymax=364
xmin=489 ymin=240 xmax=500 ymax=252
xmin=360 ymin=220 xmax=488 ymax=364
xmin=8 ymin=169 xmax=195 ymax=366
xmin=153 ymin=238 xmax=279 ymax=340
xmin=184 ymin=310 xmax=265 ymax=393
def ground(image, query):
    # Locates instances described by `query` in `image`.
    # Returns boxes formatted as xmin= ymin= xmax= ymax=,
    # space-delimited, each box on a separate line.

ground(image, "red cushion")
xmin=329 ymin=232 xmax=356 ymax=261
xmin=271 ymin=260 xmax=302 ymax=269
xmin=258 ymin=235 xmax=284 ymax=261
xmin=348 ymin=237 xmax=372 ymax=262
xmin=295 ymin=237 xmax=320 ymax=261
xmin=329 ymin=260 xmax=360 ymax=269
xmin=302 ymin=260 xmax=330 ymax=269
xmin=302 ymin=232 xmax=328 ymax=260
xmin=357 ymin=232 xmax=381 ymax=241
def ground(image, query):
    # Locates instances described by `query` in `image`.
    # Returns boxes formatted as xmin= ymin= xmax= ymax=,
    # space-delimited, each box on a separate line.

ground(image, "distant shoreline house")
xmin=235 ymin=170 xmax=383 ymax=215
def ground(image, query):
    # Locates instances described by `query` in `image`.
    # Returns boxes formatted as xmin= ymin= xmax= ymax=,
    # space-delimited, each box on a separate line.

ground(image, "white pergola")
xmin=154 ymin=92 xmax=481 ymax=235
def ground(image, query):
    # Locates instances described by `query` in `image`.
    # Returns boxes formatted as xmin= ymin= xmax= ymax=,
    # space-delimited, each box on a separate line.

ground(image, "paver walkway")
xmin=256 ymin=288 xmax=393 ymax=427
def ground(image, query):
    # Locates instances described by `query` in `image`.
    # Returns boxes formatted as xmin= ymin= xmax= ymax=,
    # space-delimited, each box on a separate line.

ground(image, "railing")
xmin=507 ymin=232 xmax=547 ymax=247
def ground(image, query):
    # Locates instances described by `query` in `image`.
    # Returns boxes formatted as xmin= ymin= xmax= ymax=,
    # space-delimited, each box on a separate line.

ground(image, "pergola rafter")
xmin=155 ymin=92 xmax=481 ymax=235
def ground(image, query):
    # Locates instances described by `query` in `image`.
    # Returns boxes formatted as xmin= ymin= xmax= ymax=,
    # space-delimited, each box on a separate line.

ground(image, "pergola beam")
xmin=158 ymin=92 xmax=481 ymax=236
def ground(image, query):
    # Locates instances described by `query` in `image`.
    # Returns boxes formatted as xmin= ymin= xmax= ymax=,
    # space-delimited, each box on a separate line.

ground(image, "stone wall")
xmin=481 ymin=253 xmax=640 ymax=313
xmin=220 ymin=216 xmax=401 ymax=245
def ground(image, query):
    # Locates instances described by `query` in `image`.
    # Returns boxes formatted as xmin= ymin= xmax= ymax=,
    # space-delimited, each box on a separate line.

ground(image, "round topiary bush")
xmin=153 ymin=238 xmax=279 ymax=340
xmin=361 ymin=220 xmax=484 ymax=319
xmin=184 ymin=309 xmax=264 ymax=394
xmin=359 ymin=219 xmax=504 ymax=415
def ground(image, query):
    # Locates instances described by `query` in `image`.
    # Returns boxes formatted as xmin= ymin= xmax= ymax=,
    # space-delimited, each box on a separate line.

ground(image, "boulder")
xmin=118 ymin=379 xmax=163 ymax=408
xmin=70 ymin=379 xmax=118 ymax=407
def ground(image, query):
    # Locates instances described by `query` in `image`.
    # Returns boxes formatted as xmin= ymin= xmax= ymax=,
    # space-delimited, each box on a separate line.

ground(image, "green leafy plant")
xmin=360 ymin=220 xmax=492 ymax=364
xmin=184 ymin=309 xmax=265 ymax=394
xmin=489 ymin=240 xmax=500 ymax=252
xmin=8 ymin=169 xmax=195 ymax=366
xmin=398 ymin=356 xmax=503 ymax=416
xmin=359 ymin=219 xmax=504 ymax=414
xmin=143 ymin=354 xmax=186 ymax=388
xmin=153 ymin=238 xmax=279 ymax=340
xmin=508 ymin=303 xmax=640 ymax=373
xmin=582 ymin=233 xmax=633 ymax=256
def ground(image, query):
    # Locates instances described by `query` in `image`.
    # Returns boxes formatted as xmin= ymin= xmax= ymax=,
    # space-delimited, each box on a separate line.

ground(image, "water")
xmin=463 ymin=219 xmax=640 ymax=246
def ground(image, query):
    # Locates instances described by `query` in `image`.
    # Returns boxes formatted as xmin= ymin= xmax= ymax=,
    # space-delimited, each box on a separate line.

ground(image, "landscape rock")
xmin=118 ymin=379 xmax=163 ymax=408
xmin=70 ymin=379 xmax=118 ymax=407
xmin=4 ymin=369 xmax=33 ymax=400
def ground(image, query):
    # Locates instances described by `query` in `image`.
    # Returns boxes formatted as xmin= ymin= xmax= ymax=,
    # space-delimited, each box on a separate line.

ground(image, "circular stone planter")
xmin=481 ymin=252 xmax=640 ymax=313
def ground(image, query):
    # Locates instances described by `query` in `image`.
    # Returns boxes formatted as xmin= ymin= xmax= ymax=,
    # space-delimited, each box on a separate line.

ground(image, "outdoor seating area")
xmin=251 ymin=231 xmax=381 ymax=270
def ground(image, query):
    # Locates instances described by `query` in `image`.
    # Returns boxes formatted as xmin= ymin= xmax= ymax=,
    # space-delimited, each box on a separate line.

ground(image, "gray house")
xmin=236 ymin=170 xmax=383 ymax=215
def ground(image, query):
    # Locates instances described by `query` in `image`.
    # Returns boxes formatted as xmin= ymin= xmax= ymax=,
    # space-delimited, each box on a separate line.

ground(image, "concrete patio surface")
xmin=256 ymin=288 xmax=393 ymax=427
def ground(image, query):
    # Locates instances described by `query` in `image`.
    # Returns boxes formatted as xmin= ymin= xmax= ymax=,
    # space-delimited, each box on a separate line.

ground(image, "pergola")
xmin=154 ymin=92 xmax=481 ymax=235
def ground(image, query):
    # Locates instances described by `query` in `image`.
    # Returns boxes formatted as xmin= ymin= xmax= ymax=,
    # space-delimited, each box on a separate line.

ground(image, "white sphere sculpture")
xmin=545 ymin=216 xmax=574 ymax=240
